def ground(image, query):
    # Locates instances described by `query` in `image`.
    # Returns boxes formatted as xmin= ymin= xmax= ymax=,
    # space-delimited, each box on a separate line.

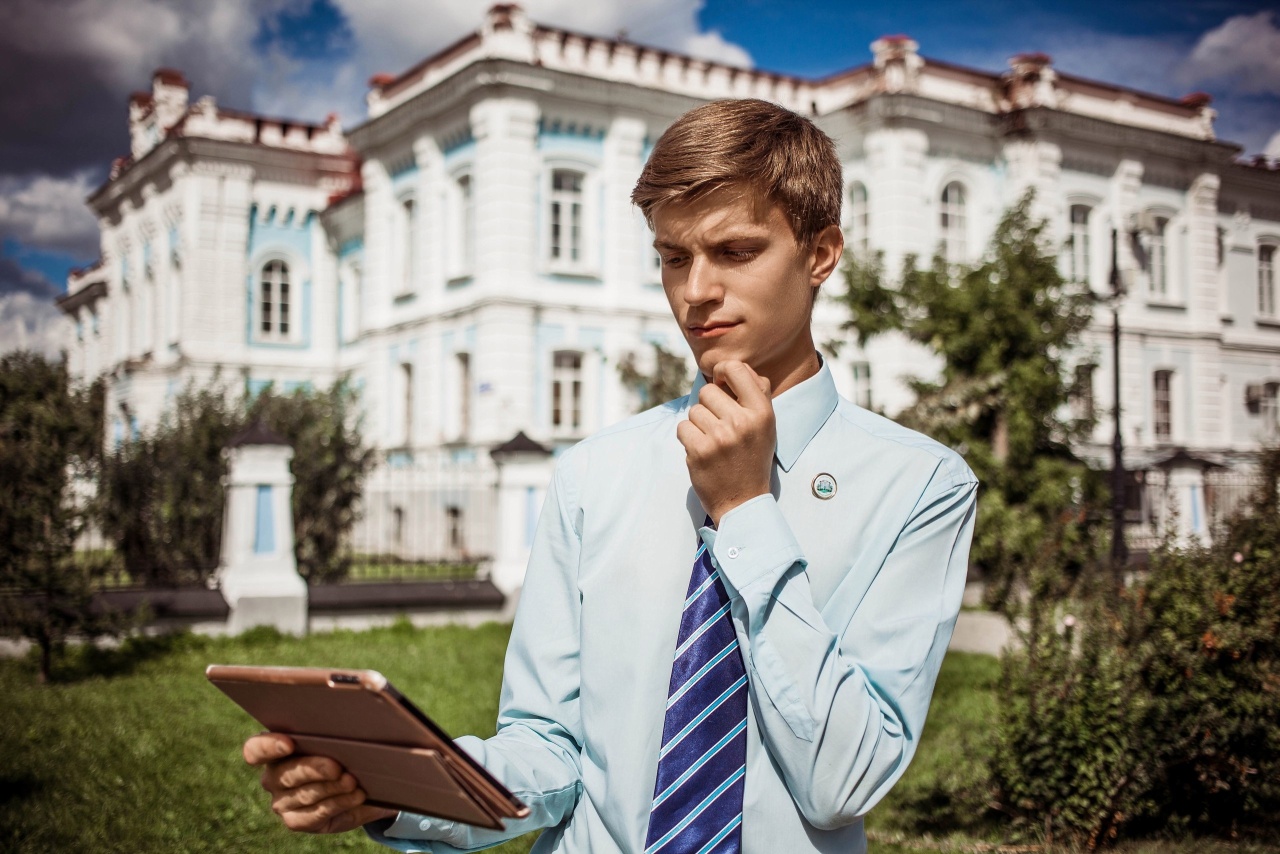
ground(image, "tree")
xmin=835 ymin=191 xmax=1106 ymax=611
xmin=96 ymin=378 xmax=374 ymax=587
xmin=0 ymin=352 xmax=122 ymax=682
xmin=617 ymin=342 xmax=691 ymax=412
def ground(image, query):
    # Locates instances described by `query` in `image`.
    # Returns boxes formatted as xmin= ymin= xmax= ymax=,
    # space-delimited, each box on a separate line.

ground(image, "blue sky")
xmin=1 ymin=0 xmax=1278 ymax=350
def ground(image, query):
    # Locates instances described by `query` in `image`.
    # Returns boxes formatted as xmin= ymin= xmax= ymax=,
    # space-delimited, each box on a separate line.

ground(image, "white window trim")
xmin=549 ymin=348 xmax=586 ymax=437
xmin=1138 ymin=207 xmax=1182 ymax=307
xmin=392 ymin=191 xmax=418 ymax=298
xmin=1152 ymin=368 xmax=1176 ymax=445
xmin=847 ymin=180 xmax=870 ymax=255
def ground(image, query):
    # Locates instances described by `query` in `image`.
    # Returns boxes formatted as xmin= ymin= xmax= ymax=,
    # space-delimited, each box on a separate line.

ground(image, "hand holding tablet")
xmin=209 ymin=665 xmax=529 ymax=832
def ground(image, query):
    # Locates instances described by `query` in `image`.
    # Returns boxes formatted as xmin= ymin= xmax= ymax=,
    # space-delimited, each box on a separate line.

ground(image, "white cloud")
xmin=0 ymin=170 xmax=101 ymax=256
xmin=0 ymin=292 xmax=70 ymax=359
xmin=1182 ymin=11 xmax=1280 ymax=96
xmin=328 ymin=0 xmax=752 ymax=81
xmin=1266 ymin=132 xmax=1280 ymax=157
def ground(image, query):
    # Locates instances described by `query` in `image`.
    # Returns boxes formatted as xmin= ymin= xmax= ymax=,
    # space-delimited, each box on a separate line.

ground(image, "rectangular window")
xmin=552 ymin=350 xmax=583 ymax=432
xmin=1073 ymin=363 xmax=1095 ymax=422
xmin=1149 ymin=217 xmax=1169 ymax=296
xmin=401 ymin=197 xmax=416 ymax=293
xmin=1264 ymin=383 xmax=1280 ymax=441
xmin=457 ymin=352 xmax=471 ymax=440
xmin=261 ymin=281 xmax=273 ymax=333
xmin=550 ymin=170 xmax=584 ymax=264
xmin=1259 ymin=244 xmax=1276 ymax=317
xmin=401 ymin=362 xmax=414 ymax=447
xmin=1153 ymin=370 xmax=1173 ymax=442
xmin=1068 ymin=205 xmax=1091 ymax=284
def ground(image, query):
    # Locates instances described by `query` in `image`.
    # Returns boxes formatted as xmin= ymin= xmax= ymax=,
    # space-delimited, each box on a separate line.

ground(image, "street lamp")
xmin=1108 ymin=227 xmax=1128 ymax=582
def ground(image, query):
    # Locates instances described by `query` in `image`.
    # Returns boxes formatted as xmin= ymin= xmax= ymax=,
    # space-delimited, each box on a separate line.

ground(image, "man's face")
xmin=652 ymin=187 xmax=842 ymax=393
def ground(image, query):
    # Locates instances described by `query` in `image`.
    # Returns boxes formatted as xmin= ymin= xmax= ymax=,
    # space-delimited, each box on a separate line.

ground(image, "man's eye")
xmin=724 ymin=249 xmax=758 ymax=261
xmin=661 ymin=255 xmax=687 ymax=267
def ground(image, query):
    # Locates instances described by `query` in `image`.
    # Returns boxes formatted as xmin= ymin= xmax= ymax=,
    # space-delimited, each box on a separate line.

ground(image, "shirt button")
xmin=419 ymin=819 xmax=433 ymax=831
xmin=727 ymin=547 xmax=740 ymax=559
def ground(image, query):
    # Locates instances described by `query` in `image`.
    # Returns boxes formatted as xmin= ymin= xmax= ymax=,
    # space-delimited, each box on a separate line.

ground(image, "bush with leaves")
xmin=616 ymin=342 xmax=691 ymax=412
xmin=993 ymin=452 xmax=1280 ymax=845
xmin=97 ymin=378 xmax=374 ymax=587
xmin=0 ymin=352 xmax=125 ymax=682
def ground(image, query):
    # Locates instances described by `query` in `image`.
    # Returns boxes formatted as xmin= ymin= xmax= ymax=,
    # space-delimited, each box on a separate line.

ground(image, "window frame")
xmin=848 ymin=181 xmax=870 ymax=255
xmin=940 ymin=181 xmax=968 ymax=264
xmin=550 ymin=349 xmax=585 ymax=436
xmin=542 ymin=158 xmax=599 ymax=276
xmin=255 ymin=257 xmax=298 ymax=344
xmin=1259 ymin=242 xmax=1277 ymax=319
xmin=1067 ymin=203 xmax=1092 ymax=286
xmin=1152 ymin=369 xmax=1174 ymax=444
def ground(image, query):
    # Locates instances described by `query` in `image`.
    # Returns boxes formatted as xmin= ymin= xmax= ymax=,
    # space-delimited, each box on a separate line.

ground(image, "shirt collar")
xmin=687 ymin=356 xmax=838 ymax=473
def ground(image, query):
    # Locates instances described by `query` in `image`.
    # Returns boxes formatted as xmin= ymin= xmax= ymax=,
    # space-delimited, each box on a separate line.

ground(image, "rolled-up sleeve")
xmin=368 ymin=459 xmax=586 ymax=853
xmin=706 ymin=463 xmax=978 ymax=830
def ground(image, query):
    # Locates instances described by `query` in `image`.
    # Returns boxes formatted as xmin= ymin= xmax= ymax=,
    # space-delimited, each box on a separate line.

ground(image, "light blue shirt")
xmin=369 ymin=359 xmax=978 ymax=854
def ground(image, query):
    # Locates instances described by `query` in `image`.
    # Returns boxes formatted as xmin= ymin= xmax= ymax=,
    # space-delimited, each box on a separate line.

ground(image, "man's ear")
xmin=808 ymin=224 xmax=845 ymax=286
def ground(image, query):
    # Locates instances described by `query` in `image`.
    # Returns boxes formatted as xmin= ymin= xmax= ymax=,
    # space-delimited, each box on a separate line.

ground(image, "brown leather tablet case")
xmin=206 ymin=665 xmax=528 ymax=829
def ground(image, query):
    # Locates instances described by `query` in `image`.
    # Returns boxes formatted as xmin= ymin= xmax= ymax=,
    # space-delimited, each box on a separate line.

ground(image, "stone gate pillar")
xmin=490 ymin=431 xmax=554 ymax=595
xmin=216 ymin=422 xmax=307 ymax=634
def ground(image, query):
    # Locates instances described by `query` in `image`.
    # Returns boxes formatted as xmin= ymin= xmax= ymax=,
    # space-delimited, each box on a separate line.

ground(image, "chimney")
xmin=151 ymin=68 xmax=190 ymax=130
xmin=871 ymin=35 xmax=922 ymax=94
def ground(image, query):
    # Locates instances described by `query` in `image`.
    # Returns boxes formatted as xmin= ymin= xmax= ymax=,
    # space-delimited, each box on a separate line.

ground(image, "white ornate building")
xmin=59 ymin=5 xmax=1280 ymax=574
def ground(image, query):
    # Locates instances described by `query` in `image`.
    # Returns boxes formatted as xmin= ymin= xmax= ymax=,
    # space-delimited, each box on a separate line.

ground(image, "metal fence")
xmin=343 ymin=450 xmax=499 ymax=582
xmin=1127 ymin=469 xmax=1264 ymax=552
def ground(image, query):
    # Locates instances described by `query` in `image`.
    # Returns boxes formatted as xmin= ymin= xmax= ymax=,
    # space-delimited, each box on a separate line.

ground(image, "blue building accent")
xmin=534 ymin=322 xmax=566 ymax=425
xmin=441 ymin=126 xmax=475 ymax=156
xmin=253 ymin=485 xmax=275 ymax=554
xmin=443 ymin=138 xmax=476 ymax=166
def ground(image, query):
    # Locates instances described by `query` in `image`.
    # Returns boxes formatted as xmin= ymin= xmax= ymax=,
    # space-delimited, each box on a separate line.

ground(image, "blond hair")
xmin=631 ymin=99 xmax=842 ymax=246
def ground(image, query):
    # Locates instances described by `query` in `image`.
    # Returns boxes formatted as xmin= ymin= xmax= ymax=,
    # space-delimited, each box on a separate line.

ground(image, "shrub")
xmin=993 ymin=451 xmax=1280 ymax=845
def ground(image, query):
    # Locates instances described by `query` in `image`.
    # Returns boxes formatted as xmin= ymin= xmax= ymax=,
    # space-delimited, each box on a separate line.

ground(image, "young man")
xmin=245 ymin=99 xmax=978 ymax=853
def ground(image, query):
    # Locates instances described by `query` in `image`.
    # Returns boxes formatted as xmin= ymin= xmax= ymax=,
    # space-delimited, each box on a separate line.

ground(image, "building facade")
xmin=60 ymin=5 xmax=1280 ymax=571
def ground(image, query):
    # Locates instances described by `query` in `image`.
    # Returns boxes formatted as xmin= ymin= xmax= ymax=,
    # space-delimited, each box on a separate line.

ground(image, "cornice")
xmin=1001 ymin=107 xmax=1240 ymax=168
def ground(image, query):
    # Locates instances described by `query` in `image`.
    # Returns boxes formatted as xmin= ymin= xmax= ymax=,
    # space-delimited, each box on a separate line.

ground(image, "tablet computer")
xmin=206 ymin=664 xmax=529 ymax=830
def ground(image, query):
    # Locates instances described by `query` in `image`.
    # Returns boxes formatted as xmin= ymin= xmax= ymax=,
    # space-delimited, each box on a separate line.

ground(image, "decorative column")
xmin=216 ymin=422 xmax=307 ymax=635
xmin=490 ymin=431 xmax=554 ymax=594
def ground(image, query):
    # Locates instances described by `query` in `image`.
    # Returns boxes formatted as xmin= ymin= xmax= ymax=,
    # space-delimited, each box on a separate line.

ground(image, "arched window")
xmin=940 ymin=181 xmax=967 ymax=263
xmin=260 ymin=260 xmax=290 ymax=338
xmin=848 ymin=182 xmax=869 ymax=253
xmin=1068 ymin=204 xmax=1091 ymax=284
xmin=549 ymin=169 xmax=585 ymax=265
xmin=1259 ymin=243 xmax=1276 ymax=317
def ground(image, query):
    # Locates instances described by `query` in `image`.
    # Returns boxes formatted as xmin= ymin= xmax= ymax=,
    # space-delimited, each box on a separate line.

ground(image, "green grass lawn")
xmin=2 ymin=625 xmax=1276 ymax=854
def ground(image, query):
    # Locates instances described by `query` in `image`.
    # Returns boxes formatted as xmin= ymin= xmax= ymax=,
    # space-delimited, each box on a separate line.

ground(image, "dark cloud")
xmin=0 ymin=254 xmax=59 ymax=299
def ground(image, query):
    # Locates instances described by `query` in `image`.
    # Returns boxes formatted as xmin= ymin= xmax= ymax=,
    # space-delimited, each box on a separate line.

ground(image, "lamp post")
xmin=1108 ymin=227 xmax=1128 ymax=583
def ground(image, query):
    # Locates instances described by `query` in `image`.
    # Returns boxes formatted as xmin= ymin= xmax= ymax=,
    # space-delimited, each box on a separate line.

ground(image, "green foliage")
xmin=0 ymin=622 xmax=537 ymax=854
xmin=835 ymin=192 xmax=1107 ymax=612
xmin=0 ymin=352 xmax=124 ymax=682
xmin=246 ymin=382 xmax=375 ymax=583
xmin=616 ymin=342 xmax=691 ymax=411
xmin=98 ymin=382 xmax=241 ymax=586
xmin=96 ymin=379 xmax=374 ymax=587
xmin=993 ymin=452 xmax=1280 ymax=845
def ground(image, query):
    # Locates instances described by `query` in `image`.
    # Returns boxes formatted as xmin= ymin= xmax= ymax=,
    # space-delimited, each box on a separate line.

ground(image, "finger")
xmin=273 ymin=773 xmax=357 ymax=813
xmin=244 ymin=733 xmax=295 ymax=766
xmin=290 ymin=788 xmax=367 ymax=833
xmin=687 ymin=403 xmax=720 ymax=433
xmin=265 ymin=755 xmax=344 ymax=792
xmin=715 ymin=361 xmax=770 ymax=409
xmin=697 ymin=382 xmax=742 ymax=419
xmin=676 ymin=420 xmax=710 ymax=456
xmin=324 ymin=804 xmax=399 ymax=834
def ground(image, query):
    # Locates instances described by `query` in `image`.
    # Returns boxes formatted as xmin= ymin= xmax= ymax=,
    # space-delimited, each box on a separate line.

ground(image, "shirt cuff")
xmin=700 ymin=494 xmax=806 ymax=597
xmin=364 ymin=812 xmax=446 ymax=852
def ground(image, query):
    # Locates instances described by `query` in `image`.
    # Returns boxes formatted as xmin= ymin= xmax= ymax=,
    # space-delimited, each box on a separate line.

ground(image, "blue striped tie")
xmin=645 ymin=521 xmax=747 ymax=854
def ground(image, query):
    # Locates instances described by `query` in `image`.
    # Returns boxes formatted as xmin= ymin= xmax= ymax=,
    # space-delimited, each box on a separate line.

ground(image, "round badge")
xmin=811 ymin=473 xmax=837 ymax=500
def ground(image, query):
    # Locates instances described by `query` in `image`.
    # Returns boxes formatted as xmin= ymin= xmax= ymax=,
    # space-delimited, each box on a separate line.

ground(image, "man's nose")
xmin=683 ymin=256 xmax=723 ymax=305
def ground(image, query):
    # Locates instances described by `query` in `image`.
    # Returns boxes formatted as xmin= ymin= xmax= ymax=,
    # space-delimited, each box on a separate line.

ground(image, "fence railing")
xmin=1127 ymin=469 xmax=1264 ymax=552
